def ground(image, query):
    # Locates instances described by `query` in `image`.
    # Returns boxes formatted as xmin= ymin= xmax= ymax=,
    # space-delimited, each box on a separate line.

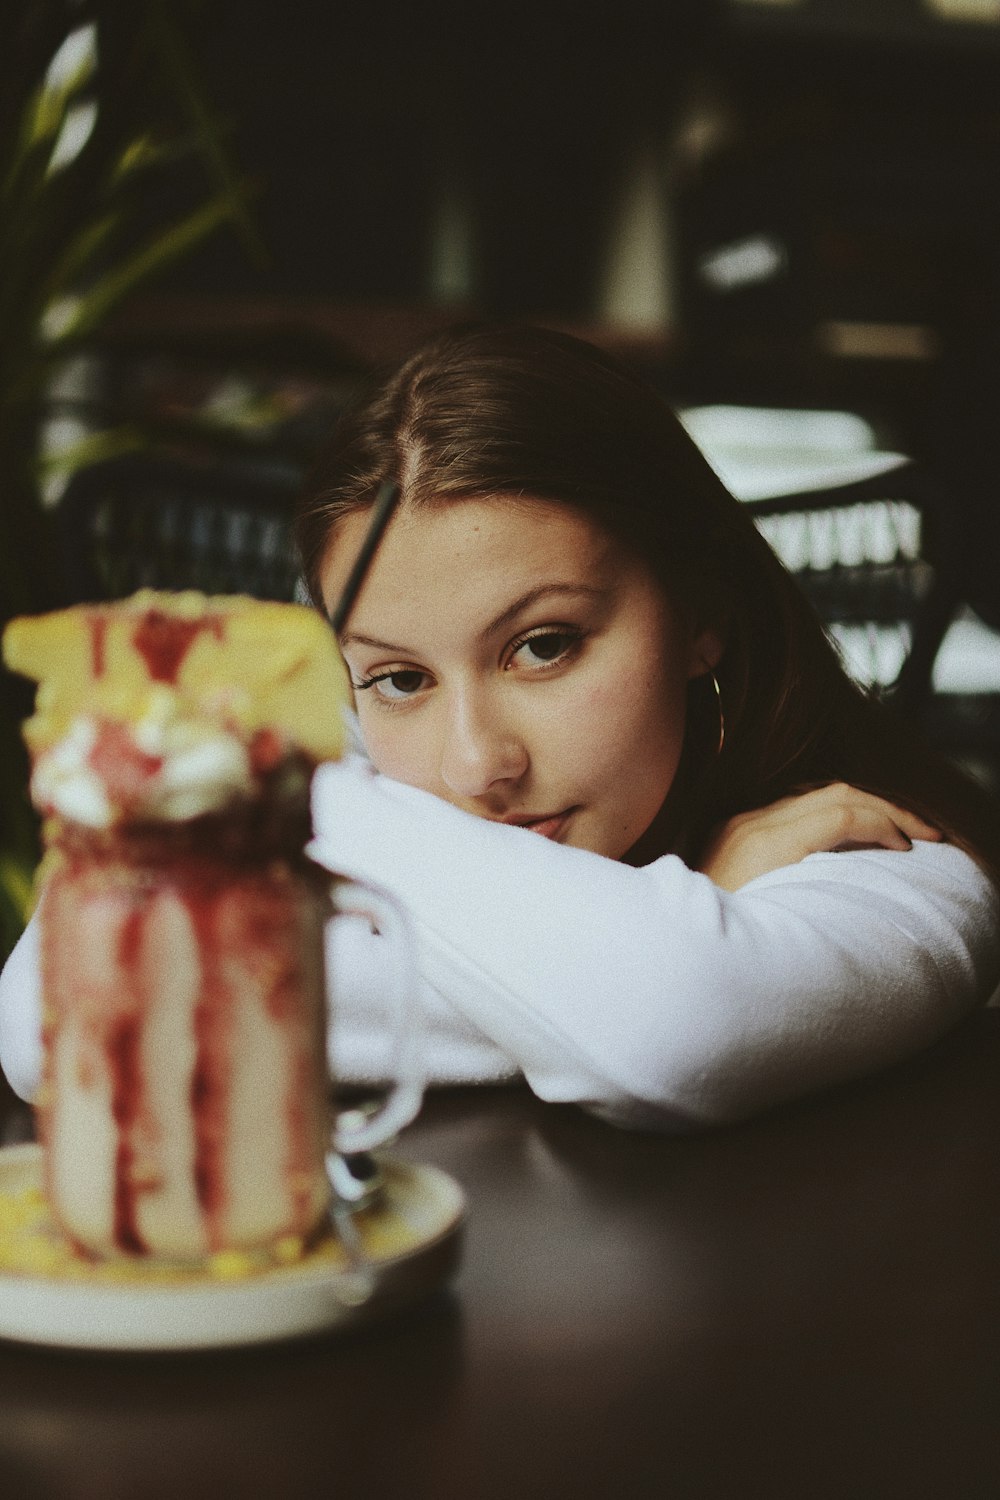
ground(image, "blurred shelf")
xmin=105 ymin=296 xmax=676 ymax=381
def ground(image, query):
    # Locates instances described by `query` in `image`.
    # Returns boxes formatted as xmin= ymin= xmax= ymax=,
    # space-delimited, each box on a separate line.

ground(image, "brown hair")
xmin=296 ymin=321 xmax=1000 ymax=880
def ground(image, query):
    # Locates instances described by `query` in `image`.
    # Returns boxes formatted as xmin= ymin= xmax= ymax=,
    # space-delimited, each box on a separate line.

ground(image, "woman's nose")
xmin=439 ymin=689 xmax=528 ymax=799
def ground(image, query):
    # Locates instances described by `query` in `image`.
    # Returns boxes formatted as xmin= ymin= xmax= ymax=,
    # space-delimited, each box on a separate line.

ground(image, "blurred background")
xmin=2 ymin=0 xmax=1000 ymax=961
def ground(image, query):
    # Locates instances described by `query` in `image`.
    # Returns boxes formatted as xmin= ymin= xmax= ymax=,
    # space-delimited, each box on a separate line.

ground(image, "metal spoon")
xmin=327 ymin=1147 xmax=384 ymax=1210
xmin=325 ymin=1139 xmax=384 ymax=1306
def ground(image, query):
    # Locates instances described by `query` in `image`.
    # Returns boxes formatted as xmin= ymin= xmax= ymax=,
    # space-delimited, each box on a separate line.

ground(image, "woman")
xmin=3 ymin=323 xmax=998 ymax=1127
xmin=297 ymin=321 xmax=998 ymax=1128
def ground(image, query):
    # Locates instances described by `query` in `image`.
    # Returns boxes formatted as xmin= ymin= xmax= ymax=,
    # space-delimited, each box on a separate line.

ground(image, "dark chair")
xmin=55 ymin=449 xmax=306 ymax=605
xmin=744 ymin=458 xmax=1000 ymax=789
xmin=745 ymin=460 xmax=936 ymax=698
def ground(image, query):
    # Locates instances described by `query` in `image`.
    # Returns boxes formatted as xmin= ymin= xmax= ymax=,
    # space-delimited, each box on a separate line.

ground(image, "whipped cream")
xmin=31 ymin=718 xmax=112 ymax=827
xmin=32 ymin=689 xmax=258 ymax=827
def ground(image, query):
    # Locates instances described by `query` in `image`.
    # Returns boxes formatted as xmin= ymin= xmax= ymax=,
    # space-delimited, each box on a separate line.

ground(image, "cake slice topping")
xmin=3 ymin=589 xmax=351 ymax=828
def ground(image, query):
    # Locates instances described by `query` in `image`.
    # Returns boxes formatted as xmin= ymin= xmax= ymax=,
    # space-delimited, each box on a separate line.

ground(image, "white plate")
xmin=0 ymin=1143 xmax=464 ymax=1352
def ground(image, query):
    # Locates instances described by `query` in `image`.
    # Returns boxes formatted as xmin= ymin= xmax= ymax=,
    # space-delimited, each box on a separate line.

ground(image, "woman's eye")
xmin=354 ymin=669 xmax=429 ymax=701
xmin=509 ymin=630 xmax=581 ymax=669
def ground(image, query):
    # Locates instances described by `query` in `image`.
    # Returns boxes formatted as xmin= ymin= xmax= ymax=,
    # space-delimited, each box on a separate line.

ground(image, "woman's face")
xmin=320 ymin=496 xmax=722 ymax=861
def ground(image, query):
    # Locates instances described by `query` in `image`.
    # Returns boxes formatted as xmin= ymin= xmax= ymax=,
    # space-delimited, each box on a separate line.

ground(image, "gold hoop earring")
xmin=711 ymin=672 xmax=725 ymax=756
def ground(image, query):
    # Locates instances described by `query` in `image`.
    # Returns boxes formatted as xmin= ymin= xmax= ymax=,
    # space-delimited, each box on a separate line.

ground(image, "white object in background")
xmin=933 ymin=609 xmax=1000 ymax=694
xmin=925 ymin=0 xmax=1000 ymax=23
xmin=427 ymin=176 xmax=477 ymax=306
xmin=598 ymin=144 xmax=674 ymax=333
xmin=698 ymin=234 xmax=787 ymax=293
xmin=827 ymin=622 xmax=912 ymax=691
xmin=678 ymin=404 xmax=909 ymax=503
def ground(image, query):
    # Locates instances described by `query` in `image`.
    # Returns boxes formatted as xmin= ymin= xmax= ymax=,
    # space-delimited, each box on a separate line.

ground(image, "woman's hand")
xmin=697 ymin=783 xmax=943 ymax=892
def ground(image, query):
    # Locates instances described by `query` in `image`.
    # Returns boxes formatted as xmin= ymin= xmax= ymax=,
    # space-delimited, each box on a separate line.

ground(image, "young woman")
xmin=2 ymin=323 xmax=998 ymax=1128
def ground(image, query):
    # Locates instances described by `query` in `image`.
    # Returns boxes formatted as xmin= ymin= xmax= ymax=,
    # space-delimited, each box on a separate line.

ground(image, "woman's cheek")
xmin=549 ymin=681 xmax=625 ymax=782
xmin=352 ymin=708 xmax=397 ymax=774
xmin=364 ymin=715 xmax=437 ymax=790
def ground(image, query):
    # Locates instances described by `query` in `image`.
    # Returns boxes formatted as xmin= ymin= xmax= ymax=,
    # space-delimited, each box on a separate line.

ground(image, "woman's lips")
xmin=502 ymin=809 xmax=576 ymax=841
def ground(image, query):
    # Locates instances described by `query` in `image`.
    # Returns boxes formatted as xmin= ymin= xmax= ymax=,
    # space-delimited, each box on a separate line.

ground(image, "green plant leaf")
xmin=45 ymin=186 xmax=254 ymax=345
xmin=3 ymin=28 xmax=96 ymax=209
xmin=25 ymin=31 xmax=95 ymax=151
xmin=0 ymin=2 xmax=268 ymax=951
xmin=146 ymin=0 xmax=267 ymax=267
xmin=110 ymin=132 xmax=168 ymax=184
xmin=0 ymin=853 xmax=36 ymax=924
xmin=36 ymin=422 xmax=146 ymax=478
xmin=41 ymin=208 xmax=122 ymax=303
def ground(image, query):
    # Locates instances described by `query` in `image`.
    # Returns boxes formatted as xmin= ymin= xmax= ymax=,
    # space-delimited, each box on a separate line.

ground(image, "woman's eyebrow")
xmin=337 ymin=584 xmax=607 ymax=655
xmin=478 ymin=583 xmax=607 ymax=641
xmin=336 ymin=627 xmax=408 ymax=652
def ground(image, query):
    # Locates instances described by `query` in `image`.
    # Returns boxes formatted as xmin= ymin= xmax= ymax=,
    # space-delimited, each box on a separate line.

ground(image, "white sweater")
xmin=2 ymin=755 xmax=998 ymax=1130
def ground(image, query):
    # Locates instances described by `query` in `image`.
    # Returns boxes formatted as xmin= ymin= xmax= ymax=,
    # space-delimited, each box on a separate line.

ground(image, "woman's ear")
xmin=687 ymin=619 xmax=727 ymax=680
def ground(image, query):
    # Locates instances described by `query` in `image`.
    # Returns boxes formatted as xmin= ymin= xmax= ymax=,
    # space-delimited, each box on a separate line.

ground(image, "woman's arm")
xmin=4 ymin=760 xmax=997 ymax=1128
xmin=308 ymin=758 xmax=1000 ymax=1130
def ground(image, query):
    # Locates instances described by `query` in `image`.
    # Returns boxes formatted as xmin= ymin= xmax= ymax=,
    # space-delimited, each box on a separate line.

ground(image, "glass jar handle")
xmin=327 ymin=876 xmax=424 ymax=1156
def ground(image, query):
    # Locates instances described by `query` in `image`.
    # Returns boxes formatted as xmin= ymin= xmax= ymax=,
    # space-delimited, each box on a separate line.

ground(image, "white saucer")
xmin=0 ymin=1143 xmax=464 ymax=1352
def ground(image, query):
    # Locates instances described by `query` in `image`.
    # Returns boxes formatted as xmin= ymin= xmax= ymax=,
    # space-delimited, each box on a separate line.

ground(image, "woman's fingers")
xmin=698 ymin=782 xmax=944 ymax=891
xmin=829 ymin=811 xmax=916 ymax=852
xmin=803 ymin=784 xmax=942 ymax=851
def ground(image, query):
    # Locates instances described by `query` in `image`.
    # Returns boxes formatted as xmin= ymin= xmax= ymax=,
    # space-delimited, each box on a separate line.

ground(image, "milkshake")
xmin=4 ymin=590 xmax=353 ymax=1263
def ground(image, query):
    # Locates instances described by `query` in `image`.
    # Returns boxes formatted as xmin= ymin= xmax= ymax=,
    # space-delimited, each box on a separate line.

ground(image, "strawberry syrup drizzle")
xmin=87 ymin=723 xmax=164 ymax=810
xmin=259 ymin=896 xmax=318 ymax=1234
xmin=226 ymin=881 xmax=323 ymax=1237
xmin=88 ymin=615 xmax=108 ymax=678
xmin=48 ymin=851 xmax=321 ymax=1255
xmin=132 ymin=612 xmax=225 ymax=684
xmin=37 ymin=879 xmax=63 ymax=1232
xmin=110 ymin=908 xmax=148 ymax=1254
xmin=287 ymin=1046 xmax=315 ymax=1232
xmin=184 ymin=885 xmax=232 ymax=1250
xmin=102 ymin=882 xmax=234 ymax=1257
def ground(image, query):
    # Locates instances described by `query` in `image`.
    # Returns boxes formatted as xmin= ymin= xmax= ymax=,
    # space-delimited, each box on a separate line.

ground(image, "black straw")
xmin=329 ymin=480 xmax=401 ymax=635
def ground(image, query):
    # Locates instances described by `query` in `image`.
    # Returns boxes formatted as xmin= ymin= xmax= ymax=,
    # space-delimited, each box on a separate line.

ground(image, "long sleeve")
xmin=3 ymin=757 xmax=998 ymax=1131
xmin=0 ymin=913 xmax=42 ymax=1103
xmin=307 ymin=757 xmax=1000 ymax=1129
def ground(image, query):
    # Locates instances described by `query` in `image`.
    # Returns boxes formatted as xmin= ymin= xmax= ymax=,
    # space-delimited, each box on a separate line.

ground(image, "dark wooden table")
xmin=1 ymin=1012 xmax=999 ymax=1500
